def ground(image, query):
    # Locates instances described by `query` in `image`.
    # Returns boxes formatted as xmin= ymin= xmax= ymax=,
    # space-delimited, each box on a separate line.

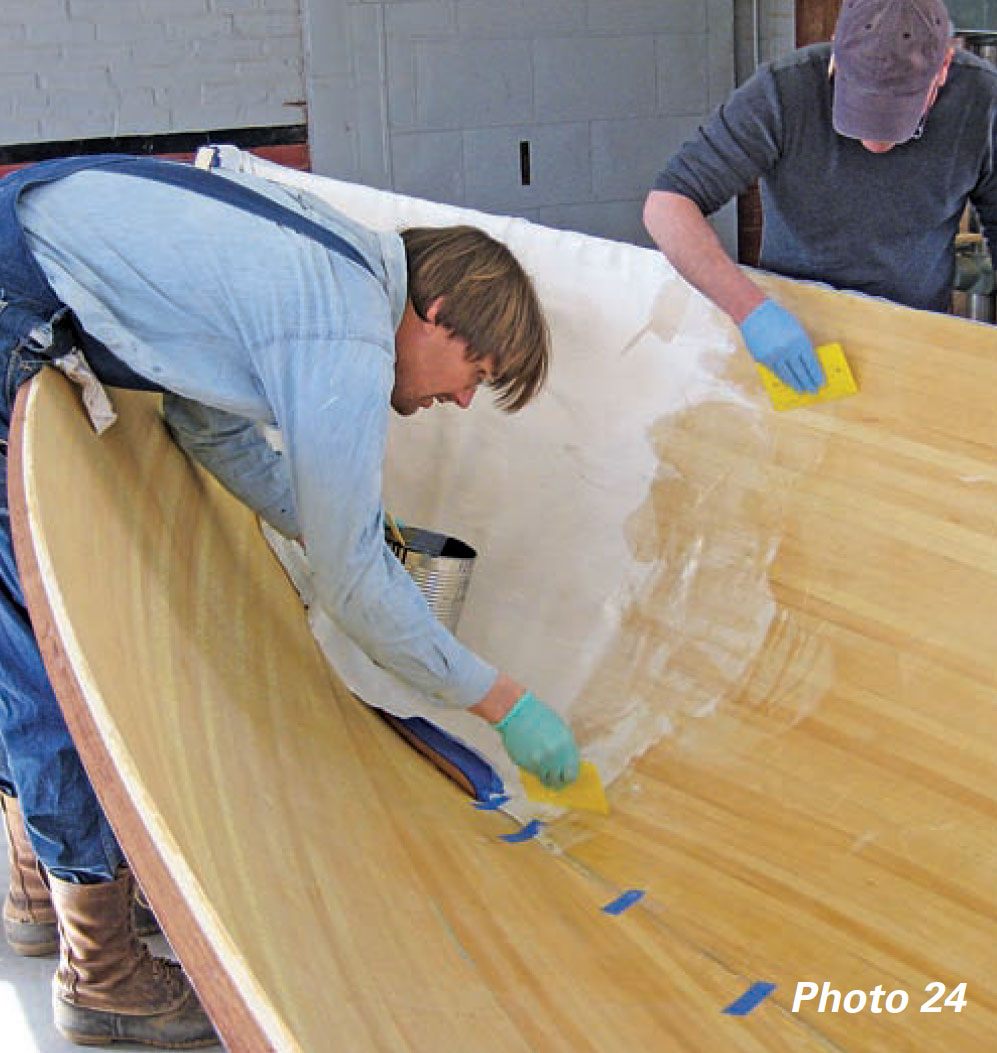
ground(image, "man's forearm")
xmin=643 ymin=190 xmax=766 ymax=324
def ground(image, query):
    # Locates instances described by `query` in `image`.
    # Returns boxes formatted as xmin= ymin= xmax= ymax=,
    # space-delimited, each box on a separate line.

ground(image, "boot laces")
xmin=133 ymin=937 xmax=186 ymax=1000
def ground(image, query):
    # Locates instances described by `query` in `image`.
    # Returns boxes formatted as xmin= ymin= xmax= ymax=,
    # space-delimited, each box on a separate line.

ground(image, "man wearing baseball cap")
xmin=644 ymin=0 xmax=997 ymax=392
xmin=834 ymin=0 xmax=953 ymax=147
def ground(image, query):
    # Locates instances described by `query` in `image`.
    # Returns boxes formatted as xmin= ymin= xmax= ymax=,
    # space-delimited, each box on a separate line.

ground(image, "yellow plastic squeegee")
xmin=520 ymin=761 xmax=609 ymax=814
xmin=756 ymin=342 xmax=858 ymax=411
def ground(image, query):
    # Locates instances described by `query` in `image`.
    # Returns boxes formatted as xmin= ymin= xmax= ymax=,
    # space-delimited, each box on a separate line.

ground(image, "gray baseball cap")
xmin=832 ymin=0 xmax=951 ymax=143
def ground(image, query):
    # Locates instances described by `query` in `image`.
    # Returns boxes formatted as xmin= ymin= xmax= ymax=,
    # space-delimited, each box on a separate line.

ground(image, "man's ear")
xmin=424 ymin=296 xmax=446 ymax=327
xmin=938 ymin=46 xmax=954 ymax=87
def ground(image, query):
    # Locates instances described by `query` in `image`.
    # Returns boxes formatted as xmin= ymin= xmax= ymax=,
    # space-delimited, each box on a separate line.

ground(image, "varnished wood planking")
xmin=12 ymin=372 xmax=831 ymax=1050
xmin=550 ymin=279 xmax=996 ymax=1049
xmin=8 ymin=261 xmax=996 ymax=1049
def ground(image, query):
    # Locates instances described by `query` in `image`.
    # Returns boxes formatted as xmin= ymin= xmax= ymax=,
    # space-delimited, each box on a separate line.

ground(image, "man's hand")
xmin=494 ymin=691 xmax=580 ymax=788
xmin=739 ymin=299 xmax=825 ymax=392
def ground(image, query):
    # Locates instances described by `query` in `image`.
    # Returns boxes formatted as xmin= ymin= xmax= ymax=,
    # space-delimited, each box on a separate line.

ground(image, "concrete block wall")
xmin=949 ymin=0 xmax=997 ymax=29
xmin=303 ymin=0 xmax=737 ymax=248
xmin=0 ymin=0 xmax=788 ymax=247
xmin=0 ymin=0 xmax=306 ymax=145
xmin=760 ymin=0 xmax=798 ymax=63
xmin=734 ymin=0 xmax=797 ymax=84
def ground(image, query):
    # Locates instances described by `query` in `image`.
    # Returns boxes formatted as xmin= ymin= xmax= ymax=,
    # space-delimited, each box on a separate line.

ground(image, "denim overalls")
xmin=0 ymin=155 xmax=374 ymax=881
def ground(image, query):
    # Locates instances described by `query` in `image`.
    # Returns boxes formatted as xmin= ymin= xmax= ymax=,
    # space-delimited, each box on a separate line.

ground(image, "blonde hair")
xmin=401 ymin=226 xmax=550 ymax=412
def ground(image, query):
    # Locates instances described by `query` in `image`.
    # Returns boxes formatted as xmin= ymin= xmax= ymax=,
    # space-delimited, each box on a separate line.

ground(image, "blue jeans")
xmin=0 ymin=337 xmax=123 ymax=882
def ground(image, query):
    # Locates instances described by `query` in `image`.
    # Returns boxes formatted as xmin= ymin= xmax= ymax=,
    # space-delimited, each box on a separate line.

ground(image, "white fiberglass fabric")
xmin=213 ymin=147 xmax=812 ymax=815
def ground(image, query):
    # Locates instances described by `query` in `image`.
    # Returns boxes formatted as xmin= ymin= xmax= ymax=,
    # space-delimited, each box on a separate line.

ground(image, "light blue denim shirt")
xmin=18 ymin=168 xmax=497 ymax=708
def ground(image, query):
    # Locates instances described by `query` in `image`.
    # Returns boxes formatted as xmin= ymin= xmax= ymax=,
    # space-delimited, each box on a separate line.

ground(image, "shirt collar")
xmin=377 ymin=230 xmax=408 ymax=333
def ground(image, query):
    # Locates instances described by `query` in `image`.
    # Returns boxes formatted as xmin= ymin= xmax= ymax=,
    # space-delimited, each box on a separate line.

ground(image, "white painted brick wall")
xmin=0 ymin=0 xmax=306 ymax=145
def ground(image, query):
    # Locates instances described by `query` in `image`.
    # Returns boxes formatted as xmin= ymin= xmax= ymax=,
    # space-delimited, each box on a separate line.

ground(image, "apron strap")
xmin=89 ymin=155 xmax=377 ymax=278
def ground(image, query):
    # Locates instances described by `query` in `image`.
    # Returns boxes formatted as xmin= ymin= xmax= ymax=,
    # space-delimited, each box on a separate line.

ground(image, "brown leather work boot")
xmin=49 ymin=866 xmax=219 ymax=1048
xmin=2 ymin=790 xmax=59 ymax=956
xmin=1 ymin=791 xmax=159 ymax=957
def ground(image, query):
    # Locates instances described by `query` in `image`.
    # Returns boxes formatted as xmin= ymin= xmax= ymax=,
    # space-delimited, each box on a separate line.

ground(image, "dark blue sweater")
xmin=656 ymin=44 xmax=997 ymax=313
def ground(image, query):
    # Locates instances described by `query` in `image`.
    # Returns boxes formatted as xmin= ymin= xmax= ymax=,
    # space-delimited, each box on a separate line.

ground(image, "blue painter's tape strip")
xmin=722 ymin=981 xmax=778 ymax=1016
xmin=601 ymin=889 xmax=645 ymax=915
xmin=501 ymin=819 xmax=543 ymax=843
xmin=385 ymin=714 xmax=505 ymax=803
xmin=474 ymin=795 xmax=510 ymax=811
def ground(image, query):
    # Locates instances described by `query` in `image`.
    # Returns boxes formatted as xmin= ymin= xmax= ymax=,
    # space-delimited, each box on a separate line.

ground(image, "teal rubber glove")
xmin=739 ymin=298 xmax=825 ymax=393
xmin=495 ymin=691 xmax=580 ymax=789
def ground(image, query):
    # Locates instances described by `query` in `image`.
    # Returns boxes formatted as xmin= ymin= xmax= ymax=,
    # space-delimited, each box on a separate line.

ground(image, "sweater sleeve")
xmin=970 ymin=109 xmax=997 ymax=274
xmin=654 ymin=64 xmax=786 ymax=216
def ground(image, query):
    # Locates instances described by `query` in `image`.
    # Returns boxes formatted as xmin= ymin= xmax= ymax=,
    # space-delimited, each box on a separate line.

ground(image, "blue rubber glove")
xmin=495 ymin=691 xmax=580 ymax=788
xmin=739 ymin=299 xmax=825 ymax=393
